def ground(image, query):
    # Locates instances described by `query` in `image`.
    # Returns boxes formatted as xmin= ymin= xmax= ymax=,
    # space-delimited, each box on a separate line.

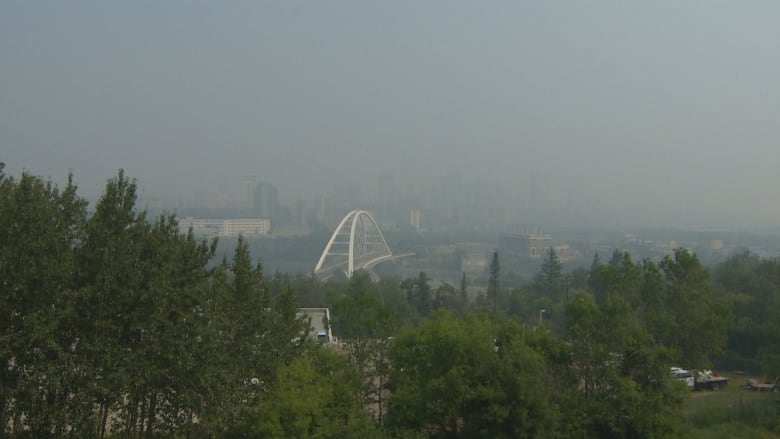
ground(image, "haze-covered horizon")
xmin=2 ymin=2 xmax=779 ymax=230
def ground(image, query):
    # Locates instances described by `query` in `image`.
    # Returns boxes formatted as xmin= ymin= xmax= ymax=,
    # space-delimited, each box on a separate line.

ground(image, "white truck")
xmin=671 ymin=367 xmax=728 ymax=390
xmin=670 ymin=367 xmax=695 ymax=389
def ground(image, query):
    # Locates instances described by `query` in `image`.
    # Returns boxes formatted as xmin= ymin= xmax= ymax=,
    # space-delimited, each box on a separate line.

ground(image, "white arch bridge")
xmin=313 ymin=210 xmax=396 ymax=280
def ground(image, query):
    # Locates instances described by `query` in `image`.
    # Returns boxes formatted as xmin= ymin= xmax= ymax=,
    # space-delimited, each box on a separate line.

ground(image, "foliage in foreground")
xmin=0 ymin=166 xmax=306 ymax=436
xmin=233 ymin=347 xmax=384 ymax=439
xmin=3 ymin=162 xmax=780 ymax=438
xmin=384 ymin=308 xmax=687 ymax=439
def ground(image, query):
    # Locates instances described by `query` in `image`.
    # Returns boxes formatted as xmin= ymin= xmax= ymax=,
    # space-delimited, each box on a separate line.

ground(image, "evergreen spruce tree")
xmin=460 ymin=271 xmax=468 ymax=301
xmin=488 ymin=252 xmax=500 ymax=315
xmin=536 ymin=248 xmax=564 ymax=300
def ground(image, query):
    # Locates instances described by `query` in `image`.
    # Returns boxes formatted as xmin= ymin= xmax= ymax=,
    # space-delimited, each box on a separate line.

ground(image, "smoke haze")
xmin=2 ymin=1 xmax=779 ymax=229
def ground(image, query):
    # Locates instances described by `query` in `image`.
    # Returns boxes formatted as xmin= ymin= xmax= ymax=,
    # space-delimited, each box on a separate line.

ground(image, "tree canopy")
xmin=1 ymin=162 xmax=773 ymax=437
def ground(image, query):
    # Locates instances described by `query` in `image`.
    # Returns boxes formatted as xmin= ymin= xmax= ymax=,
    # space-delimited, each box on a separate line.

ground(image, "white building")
xmin=178 ymin=217 xmax=270 ymax=239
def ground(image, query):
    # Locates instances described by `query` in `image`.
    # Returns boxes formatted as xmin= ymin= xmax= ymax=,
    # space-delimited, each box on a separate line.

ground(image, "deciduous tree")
xmin=386 ymin=311 xmax=557 ymax=438
xmin=401 ymin=272 xmax=433 ymax=320
xmin=0 ymin=168 xmax=88 ymax=435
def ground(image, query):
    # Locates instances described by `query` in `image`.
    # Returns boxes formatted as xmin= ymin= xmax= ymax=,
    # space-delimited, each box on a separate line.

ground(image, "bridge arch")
xmin=313 ymin=210 xmax=392 ymax=280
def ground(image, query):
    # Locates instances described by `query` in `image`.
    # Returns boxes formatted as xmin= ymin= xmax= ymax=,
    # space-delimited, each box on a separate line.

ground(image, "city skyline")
xmin=3 ymin=2 xmax=779 ymax=230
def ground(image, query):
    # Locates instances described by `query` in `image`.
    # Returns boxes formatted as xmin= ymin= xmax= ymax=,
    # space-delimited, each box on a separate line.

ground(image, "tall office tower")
xmin=253 ymin=182 xmax=278 ymax=220
xmin=240 ymin=175 xmax=257 ymax=211
xmin=410 ymin=209 xmax=422 ymax=231
xmin=377 ymin=176 xmax=397 ymax=221
xmin=292 ymin=199 xmax=306 ymax=226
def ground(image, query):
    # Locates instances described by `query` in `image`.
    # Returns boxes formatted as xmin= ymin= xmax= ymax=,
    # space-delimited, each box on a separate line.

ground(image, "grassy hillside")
xmin=684 ymin=372 xmax=780 ymax=438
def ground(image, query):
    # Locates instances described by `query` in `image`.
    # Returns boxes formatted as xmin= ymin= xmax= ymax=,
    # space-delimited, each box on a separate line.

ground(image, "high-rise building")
xmin=410 ymin=209 xmax=422 ymax=231
xmin=240 ymin=175 xmax=257 ymax=211
xmin=377 ymin=176 xmax=397 ymax=220
xmin=253 ymin=182 xmax=278 ymax=220
xmin=292 ymin=200 xmax=306 ymax=226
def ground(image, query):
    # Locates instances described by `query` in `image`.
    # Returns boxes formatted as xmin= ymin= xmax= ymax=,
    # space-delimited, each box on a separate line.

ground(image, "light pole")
xmin=539 ymin=309 xmax=546 ymax=325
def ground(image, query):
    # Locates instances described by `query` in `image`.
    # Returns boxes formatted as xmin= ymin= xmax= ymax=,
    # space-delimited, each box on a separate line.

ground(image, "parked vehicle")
xmin=693 ymin=370 xmax=728 ymax=390
xmin=743 ymin=377 xmax=778 ymax=392
xmin=671 ymin=367 xmax=694 ymax=389
xmin=671 ymin=367 xmax=729 ymax=390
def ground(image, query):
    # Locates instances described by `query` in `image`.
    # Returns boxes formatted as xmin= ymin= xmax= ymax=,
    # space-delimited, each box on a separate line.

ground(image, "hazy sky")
xmin=2 ymin=2 xmax=779 ymax=228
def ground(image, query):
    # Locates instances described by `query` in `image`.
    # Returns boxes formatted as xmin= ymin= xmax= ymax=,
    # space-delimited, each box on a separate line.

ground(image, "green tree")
xmin=433 ymin=282 xmax=468 ymax=315
xmin=204 ymin=236 xmax=307 ymax=433
xmin=535 ymin=248 xmax=564 ymax=300
xmin=0 ymin=168 xmax=88 ymax=435
xmin=0 ymin=165 xmax=319 ymax=436
xmin=568 ymin=267 xmax=589 ymax=291
xmin=488 ymin=252 xmax=500 ymax=315
xmin=75 ymin=171 xmax=157 ymax=436
xmin=654 ymin=249 xmax=730 ymax=368
xmin=565 ymin=292 xmax=685 ymax=439
xmin=236 ymin=348 xmax=382 ymax=439
xmin=711 ymin=252 xmax=780 ymax=374
xmin=401 ymin=272 xmax=433 ymax=320
xmin=587 ymin=251 xmax=605 ymax=298
xmin=386 ymin=311 xmax=558 ymax=438
xmin=598 ymin=251 xmax=643 ymax=306
xmin=331 ymin=283 xmax=399 ymax=422
xmin=74 ymin=171 xmax=219 ymax=436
